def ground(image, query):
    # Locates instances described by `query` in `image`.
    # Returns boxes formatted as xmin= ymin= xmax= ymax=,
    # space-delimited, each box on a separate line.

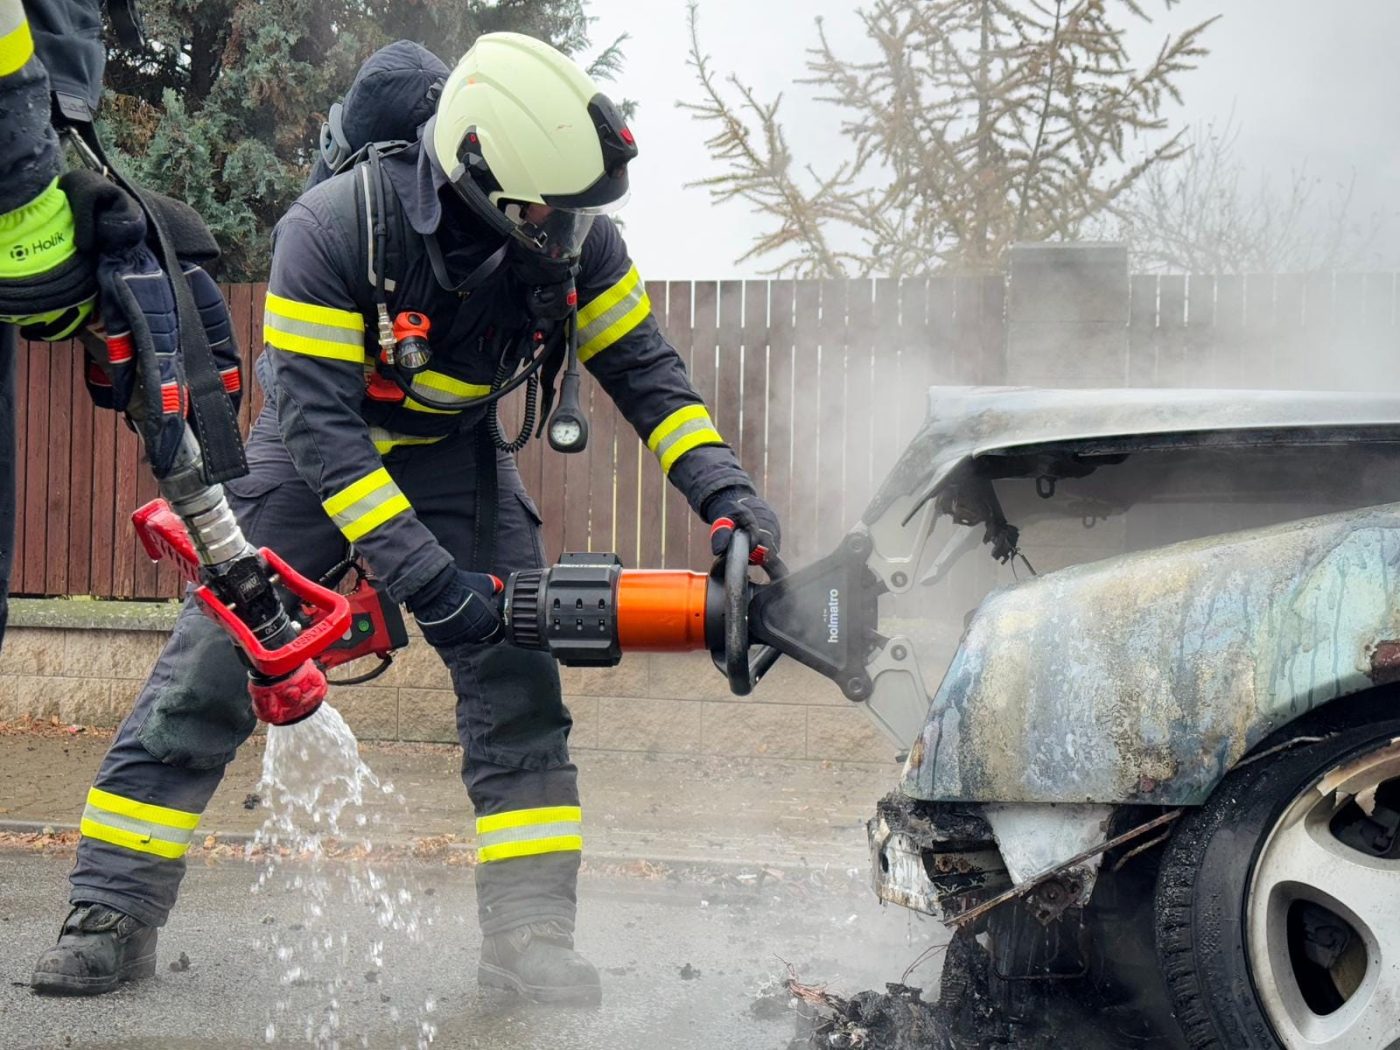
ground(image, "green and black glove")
xmin=0 ymin=176 xmax=96 ymax=340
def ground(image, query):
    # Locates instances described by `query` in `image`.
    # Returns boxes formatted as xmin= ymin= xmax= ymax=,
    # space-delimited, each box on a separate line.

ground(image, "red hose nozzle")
xmin=249 ymin=660 xmax=328 ymax=725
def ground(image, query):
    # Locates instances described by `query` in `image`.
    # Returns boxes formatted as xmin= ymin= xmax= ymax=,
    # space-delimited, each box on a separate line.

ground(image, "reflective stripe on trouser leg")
xmin=476 ymin=806 xmax=583 ymax=863
xmin=446 ymin=633 xmax=581 ymax=936
xmin=68 ymin=602 xmax=242 ymax=928
xmin=80 ymin=787 xmax=200 ymax=859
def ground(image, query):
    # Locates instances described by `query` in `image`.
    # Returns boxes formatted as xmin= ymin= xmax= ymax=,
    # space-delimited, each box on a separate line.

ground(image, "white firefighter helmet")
xmin=428 ymin=32 xmax=637 ymax=260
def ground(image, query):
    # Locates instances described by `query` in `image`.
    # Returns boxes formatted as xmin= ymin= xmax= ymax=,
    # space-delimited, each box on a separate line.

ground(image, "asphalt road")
xmin=0 ymin=849 xmax=940 ymax=1050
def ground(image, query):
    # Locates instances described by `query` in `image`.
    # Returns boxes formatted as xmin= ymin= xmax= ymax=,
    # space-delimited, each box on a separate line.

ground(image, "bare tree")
xmin=1113 ymin=117 xmax=1382 ymax=273
xmin=682 ymin=0 xmax=1215 ymax=278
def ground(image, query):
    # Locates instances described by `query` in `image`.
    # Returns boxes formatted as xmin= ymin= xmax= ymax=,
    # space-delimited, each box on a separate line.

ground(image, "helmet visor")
xmin=504 ymin=194 xmax=630 ymax=261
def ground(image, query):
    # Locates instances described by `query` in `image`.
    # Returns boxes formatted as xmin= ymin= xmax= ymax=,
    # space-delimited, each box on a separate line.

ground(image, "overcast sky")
xmin=579 ymin=0 xmax=1400 ymax=278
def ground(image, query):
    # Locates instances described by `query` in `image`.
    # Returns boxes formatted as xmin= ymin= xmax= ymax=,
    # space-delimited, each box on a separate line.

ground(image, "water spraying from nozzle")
xmin=254 ymin=702 xmax=440 ymax=1049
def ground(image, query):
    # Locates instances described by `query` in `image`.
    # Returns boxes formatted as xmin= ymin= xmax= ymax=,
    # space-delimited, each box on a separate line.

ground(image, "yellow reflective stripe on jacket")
xmin=647 ymin=404 xmax=725 ymax=475
xmin=79 ymin=787 xmax=200 ymax=860
xmin=322 ymin=467 xmax=411 ymax=542
xmin=403 ymin=370 xmax=492 ymax=414
xmin=0 ymin=0 xmax=33 ymax=77
xmin=475 ymin=805 xmax=583 ymax=863
xmin=368 ymin=427 xmax=449 ymax=456
xmin=577 ymin=265 xmax=650 ymax=364
xmin=264 ymin=292 xmax=365 ymax=363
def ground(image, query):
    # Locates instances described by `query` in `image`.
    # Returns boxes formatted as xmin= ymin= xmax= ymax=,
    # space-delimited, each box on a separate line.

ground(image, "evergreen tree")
xmin=99 ymin=0 xmax=622 ymax=279
xmin=684 ymin=0 xmax=1214 ymax=277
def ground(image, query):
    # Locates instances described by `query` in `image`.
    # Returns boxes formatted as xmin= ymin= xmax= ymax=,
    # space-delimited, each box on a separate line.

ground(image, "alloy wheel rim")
xmin=1245 ymin=737 xmax=1400 ymax=1049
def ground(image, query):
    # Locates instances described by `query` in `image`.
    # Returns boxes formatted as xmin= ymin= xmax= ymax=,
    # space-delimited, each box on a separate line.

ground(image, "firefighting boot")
xmin=30 ymin=903 xmax=158 ymax=996
xmin=479 ymin=920 xmax=602 ymax=1006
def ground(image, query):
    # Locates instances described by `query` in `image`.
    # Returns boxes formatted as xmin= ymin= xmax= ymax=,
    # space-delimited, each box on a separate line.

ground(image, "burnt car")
xmin=856 ymin=386 xmax=1400 ymax=1049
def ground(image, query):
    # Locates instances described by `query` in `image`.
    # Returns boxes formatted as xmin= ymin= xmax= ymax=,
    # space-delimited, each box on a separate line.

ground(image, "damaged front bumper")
xmin=869 ymin=792 xmax=1126 ymax=928
xmin=867 ymin=792 xmax=1009 ymax=922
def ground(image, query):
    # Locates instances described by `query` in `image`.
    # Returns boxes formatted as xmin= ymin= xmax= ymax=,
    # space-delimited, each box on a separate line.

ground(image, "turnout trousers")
xmin=68 ymin=401 xmax=580 ymax=936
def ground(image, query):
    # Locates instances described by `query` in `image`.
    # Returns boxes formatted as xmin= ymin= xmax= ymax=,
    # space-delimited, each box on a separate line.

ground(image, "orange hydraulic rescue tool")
xmin=501 ymin=528 xmax=883 ymax=701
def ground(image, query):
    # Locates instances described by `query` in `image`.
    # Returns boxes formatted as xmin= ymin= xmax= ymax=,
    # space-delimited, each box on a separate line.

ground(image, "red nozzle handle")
xmin=132 ymin=499 xmax=203 ymax=586
xmin=193 ymin=546 xmax=351 ymax=679
xmin=133 ymin=498 xmax=352 ymax=679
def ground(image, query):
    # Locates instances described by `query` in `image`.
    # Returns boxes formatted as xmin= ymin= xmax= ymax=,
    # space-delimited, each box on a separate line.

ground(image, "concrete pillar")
xmin=1005 ymin=242 xmax=1129 ymax=387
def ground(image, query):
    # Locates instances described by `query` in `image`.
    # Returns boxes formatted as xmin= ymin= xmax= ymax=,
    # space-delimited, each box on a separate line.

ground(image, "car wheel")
xmin=1155 ymin=709 xmax=1400 ymax=1049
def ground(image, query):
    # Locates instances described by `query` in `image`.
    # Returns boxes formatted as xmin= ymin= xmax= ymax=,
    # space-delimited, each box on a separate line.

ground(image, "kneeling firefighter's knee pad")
xmin=137 ymin=610 xmax=257 ymax=770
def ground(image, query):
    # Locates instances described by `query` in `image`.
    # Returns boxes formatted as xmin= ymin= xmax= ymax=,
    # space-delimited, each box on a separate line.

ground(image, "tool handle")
xmin=194 ymin=546 xmax=350 ymax=679
xmin=133 ymin=498 xmax=352 ymax=678
xmin=714 ymin=527 xmax=782 ymax=695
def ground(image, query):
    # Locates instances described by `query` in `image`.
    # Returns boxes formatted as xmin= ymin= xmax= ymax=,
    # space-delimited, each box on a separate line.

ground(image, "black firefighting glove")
xmin=704 ymin=487 xmax=782 ymax=566
xmin=407 ymin=564 xmax=505 ymax=649
xmin=61 ymin=170 xmax=243 ymax=477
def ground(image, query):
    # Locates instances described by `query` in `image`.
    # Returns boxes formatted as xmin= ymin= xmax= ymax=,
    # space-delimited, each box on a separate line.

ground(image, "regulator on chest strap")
xmin=355 ymin=144 xmax=589 ymax=454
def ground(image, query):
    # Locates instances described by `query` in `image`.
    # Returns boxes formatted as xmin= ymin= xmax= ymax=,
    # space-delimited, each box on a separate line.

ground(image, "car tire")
xmin=1155 ymin=700 xmax=1400 ymax=1049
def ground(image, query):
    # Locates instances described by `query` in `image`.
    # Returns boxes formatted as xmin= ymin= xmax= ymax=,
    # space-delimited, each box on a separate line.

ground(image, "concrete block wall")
xmin=0 ymin=600 xmax=893 ymax=764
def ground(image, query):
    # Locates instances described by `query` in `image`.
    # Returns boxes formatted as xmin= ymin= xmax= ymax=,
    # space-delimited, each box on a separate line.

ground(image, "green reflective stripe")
xmin=475 ymin=805 xmax=583 ymax=862
xmin=81 ymin=803 xmax=195 ymax=847
xmin=264 ymin=293 xmax=365 ymax=363
xmin=0 ymin=0 xmax=32 ymax=77
xmin=577 ymin=266 xmax=650 ymax=363
xmin=647 ymin=405 xmax=724 ymax=475
xmin=368 ymin=428 xmax=447 ymax=455
xmin=322 ymin=468 xmax=412 ymax=542
xmin=476 ymin=820 xmax=582 ymax=849
xmin=79 ymin=786 xmax=200 ymax=860
xmin=404 ymin=370 xmax=492 ymax=414
xmin=656 ymin=420 xmax=723 ymax=474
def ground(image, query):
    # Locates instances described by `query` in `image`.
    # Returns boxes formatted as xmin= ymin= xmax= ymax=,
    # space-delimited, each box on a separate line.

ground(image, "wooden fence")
xmin=12 ymin=272 xmax=1398 ymax=600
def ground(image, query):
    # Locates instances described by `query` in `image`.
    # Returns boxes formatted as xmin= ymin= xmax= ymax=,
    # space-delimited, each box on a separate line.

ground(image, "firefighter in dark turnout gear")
xmin=0 ymin=0 xmax=254 ymax=997
xmin=30 ymin=34 xmax=782 ymax=1002
xmin=0 ymin=0 xmax=106 ymax=646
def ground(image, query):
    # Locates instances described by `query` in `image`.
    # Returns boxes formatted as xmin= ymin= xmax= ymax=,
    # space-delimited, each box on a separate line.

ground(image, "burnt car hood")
xmin=866 ymin=387 xmax=1400 ymax=525
xmin=902 ymin=502 xmax=1400 ymax=807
